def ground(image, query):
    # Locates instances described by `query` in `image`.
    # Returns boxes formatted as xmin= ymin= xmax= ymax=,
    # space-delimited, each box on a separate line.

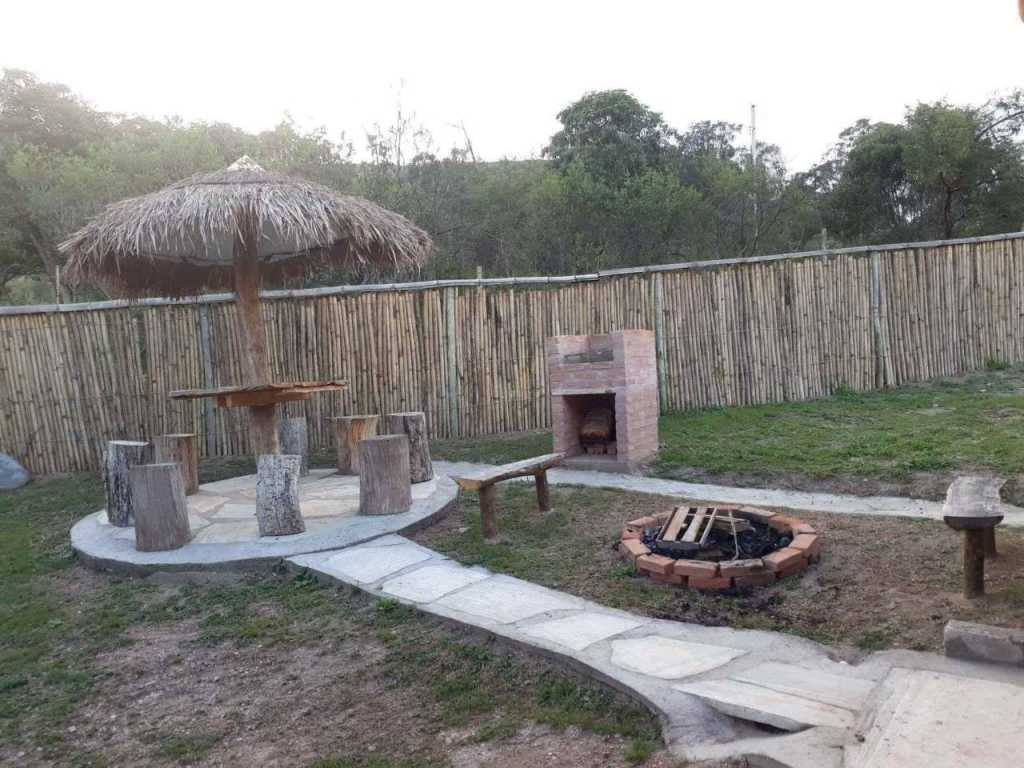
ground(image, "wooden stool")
xmin=154 ymin=433 xmax=199 ymax=494
xmin=359 ymin=435 xmax=412 ymax=516
xmin=256 ymin=454 xmax=305 ymax=536
xmin=130 ymin=463 xmax=192 ymax=551
xmin=386 ymin=411 xmax=433 ymax=483
xmin=104 ymin=440 xmax=154 ymax=527
xmin=279 ymin=417 xmax=309 ymax=476
xmin=452 ymin=453 xmax=564 ymax=539
xmin=942 ymin=475 xmax=1005 ymax=598
xmin=331 ymin=415 xmax=379 ymax=475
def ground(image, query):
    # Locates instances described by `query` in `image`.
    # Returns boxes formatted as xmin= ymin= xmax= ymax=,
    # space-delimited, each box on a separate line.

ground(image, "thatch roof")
xmin=60 ymin=156 xmax=433 ymax=297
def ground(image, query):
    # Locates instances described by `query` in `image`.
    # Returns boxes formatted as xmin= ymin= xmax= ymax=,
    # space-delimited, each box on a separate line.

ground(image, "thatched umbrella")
xmin=61 ymin=156 xmax=432 ymax=453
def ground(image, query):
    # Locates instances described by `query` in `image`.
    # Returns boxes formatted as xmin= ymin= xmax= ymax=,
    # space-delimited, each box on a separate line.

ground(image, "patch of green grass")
xmin=430 ymin=431 xmax=552 ymax=465
xmin=624 ymin=735 xmax=659 ymax=764
xmin=652 ymin=366 xmax=1024 ymax=482
xmin=855 ymin=626 xmax=900 ymax=652
xmin=154 ymin=731 xmax=222 ymax=764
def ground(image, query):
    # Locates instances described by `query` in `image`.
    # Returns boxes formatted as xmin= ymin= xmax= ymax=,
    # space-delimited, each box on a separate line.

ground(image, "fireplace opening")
xmin=562 ymin=393 xmax=617 ymax=456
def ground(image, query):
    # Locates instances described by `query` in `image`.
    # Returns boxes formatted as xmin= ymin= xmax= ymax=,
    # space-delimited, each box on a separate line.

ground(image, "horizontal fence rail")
xmin=2 ymin=232 xmax=1023 ymax=475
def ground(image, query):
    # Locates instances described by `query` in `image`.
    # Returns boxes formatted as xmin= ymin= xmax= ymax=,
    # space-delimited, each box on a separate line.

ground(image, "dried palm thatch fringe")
xmin=59 ymin=157 xmax=433 ymax=297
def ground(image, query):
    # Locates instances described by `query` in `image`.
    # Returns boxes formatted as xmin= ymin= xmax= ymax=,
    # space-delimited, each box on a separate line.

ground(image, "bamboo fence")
xmin=2 ymin=232 xmax=1022 ymax=475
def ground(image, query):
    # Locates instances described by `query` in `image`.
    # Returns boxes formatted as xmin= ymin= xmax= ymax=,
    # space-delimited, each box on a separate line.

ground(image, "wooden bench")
xmin=452 ymin=452 xmax=565 ymax=539
xmin=942 ymin=475 xmax=1005 ymax=598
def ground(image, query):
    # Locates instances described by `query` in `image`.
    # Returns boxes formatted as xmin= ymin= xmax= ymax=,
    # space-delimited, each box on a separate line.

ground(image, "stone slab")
xmin=519 ymin=611 xmax=644 ymax=652
xmin=847 ymin=669 xmax=1024 ymax=768
xmin=610 ymin=636 xmax=746 ymax=679
xmin=433 ymin=576 xmax=581 ymax=624
xmin=944 ymin=620 xmax=1024 ymax=667
xmin=732 ymin=662 xmax=876 ymax=712
xmin=676 ymin=679 xmax=856 ymax=731
xmin=381 ymin=563 xmax=489 ymax=603
xmin=323 ymin=543 xmax=434 ymax=584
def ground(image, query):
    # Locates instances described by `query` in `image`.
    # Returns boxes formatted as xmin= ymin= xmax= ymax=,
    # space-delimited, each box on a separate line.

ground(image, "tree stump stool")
xmin=942 ymin=475 xmax=1005 ymax=599
xmin=279 ymin=416 xmax=309 ymax=476
xmin=331 ymin=415 xmax=379 ymax=474
xmin=104 ymin=440 xmax=154 ymax=527
xmin=386 ymin=411 xmax=433 ymax=483
xmin=256 ymin=454 xmax=306 ymax=536
xmin=359 ymin=434 xmax=412 ymax=516
xmin=154 ymin=433 xmax=199 ymax=494
xmin=129 ymin=463 xmax=192 ymax=551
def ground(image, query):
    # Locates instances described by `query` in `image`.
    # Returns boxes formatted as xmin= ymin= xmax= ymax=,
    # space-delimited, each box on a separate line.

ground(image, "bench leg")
xmin=983 ymin=527 xmax=998 ymax=559
xmin=535 ymin=471 xmax=551 ymax=512
xmin=963 ymin=529 xmax=986 ymax=598
xmin=480 ymin=485 xmax=499 ymax=540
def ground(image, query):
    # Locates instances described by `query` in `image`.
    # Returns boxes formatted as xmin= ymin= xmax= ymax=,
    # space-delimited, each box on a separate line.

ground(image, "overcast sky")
xmin=3 ymin=1 xmax=1023 ymax=171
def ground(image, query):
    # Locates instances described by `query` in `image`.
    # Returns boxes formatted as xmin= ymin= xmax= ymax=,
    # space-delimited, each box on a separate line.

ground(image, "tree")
xmin=544 ymin=90 xmax=677 ymax=186
xmin=813 ymin=93 xmax=1024 ymax=243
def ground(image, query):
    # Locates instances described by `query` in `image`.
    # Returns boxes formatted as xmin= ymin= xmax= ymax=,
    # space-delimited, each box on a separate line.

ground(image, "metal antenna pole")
xmin=750 ymin=103 xmax=759 ymax=247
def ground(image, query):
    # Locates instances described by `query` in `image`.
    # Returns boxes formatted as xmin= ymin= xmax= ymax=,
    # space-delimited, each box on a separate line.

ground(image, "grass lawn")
xmin=412 ymin=483 xmax=1024 ymax=654
xmin=0 ymin=465 xmax=662 ymax=768
xmin=431 ymin=366 xmax=1024 ymax=503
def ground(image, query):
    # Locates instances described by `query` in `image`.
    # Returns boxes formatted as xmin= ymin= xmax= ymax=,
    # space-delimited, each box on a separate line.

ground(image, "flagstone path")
xmin=433 ymin=460 xmax=1024 ymax=527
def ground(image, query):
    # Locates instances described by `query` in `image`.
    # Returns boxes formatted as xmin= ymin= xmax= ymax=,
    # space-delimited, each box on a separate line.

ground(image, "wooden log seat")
xmin=942 ymin=475 xmax=1005 ymax=598
xmin=154 ymin=433 xmax=199 ymax=494
xmin=359 ymin=435 xmax=412 ymax=516
xmin=104 ymin=440 xmax=154 ymax=527
xmin=330 ymin=415 xmax=379 ymax=475
xmin=386 ymin=411 xmax=433 ymax=483
xmin=130 ymin=463 xmax=192 ymax=552
xmin=452 ymin=453 xmax=565 ymax=540
xmin=279 ymin=417 xmax=310 ymax=476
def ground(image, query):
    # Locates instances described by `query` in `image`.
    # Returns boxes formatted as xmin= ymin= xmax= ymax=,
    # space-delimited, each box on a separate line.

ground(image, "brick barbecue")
xmin=546 ymin=330 xmax=658 ymax=473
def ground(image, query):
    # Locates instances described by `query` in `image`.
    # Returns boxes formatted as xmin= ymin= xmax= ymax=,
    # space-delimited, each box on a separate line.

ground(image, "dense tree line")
xmin=1 ymin=69 xmax=1022 ymax=303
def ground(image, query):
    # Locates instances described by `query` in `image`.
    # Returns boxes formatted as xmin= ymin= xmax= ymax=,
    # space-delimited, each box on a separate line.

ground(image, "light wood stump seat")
xmin=453 ymin=453 xmax=565 ymax=539
xmin=331 ymin=415 xmax=379 ymax=475
xmin=942 ymin=475 xmax=1005 ymax=598
xmin=154 ymin=433 xmax=199 ymax=494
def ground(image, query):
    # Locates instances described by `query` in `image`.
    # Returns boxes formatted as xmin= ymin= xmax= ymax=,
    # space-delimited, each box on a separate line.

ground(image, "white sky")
xmin=3 ymin=1 xmax=1023 ymax=172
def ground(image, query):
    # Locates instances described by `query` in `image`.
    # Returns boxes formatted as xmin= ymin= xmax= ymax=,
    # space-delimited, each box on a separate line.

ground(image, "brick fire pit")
xmin=619 ymin=505 xmax=821 ymax=590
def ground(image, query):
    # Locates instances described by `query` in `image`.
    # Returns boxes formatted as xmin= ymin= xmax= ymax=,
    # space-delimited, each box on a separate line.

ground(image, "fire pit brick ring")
xmin=619 ymin=505 xmax=821 ymax=591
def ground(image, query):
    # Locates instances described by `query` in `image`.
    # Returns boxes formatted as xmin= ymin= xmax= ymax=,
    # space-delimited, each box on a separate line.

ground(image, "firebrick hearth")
xmin=546 ymin=330 xmax=658 ymax=473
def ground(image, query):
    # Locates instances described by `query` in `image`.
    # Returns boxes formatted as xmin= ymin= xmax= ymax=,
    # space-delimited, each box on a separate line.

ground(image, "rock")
xmin=0 ymin=453 xmax=30 ymax=490
xmin=944 ymin=620 xmax=1024 ymax=667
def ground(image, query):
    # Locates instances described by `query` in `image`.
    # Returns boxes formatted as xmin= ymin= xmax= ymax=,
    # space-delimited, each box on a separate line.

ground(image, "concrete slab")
xmin=322 ymin=543 xmax=434 ymax=584
xmin=381 ymin=563 xmax=490 ymax=603
xmin=676 ymin=679 xmax=856 ymax=731
xmin=519 ymin=611 xmax=645 ymax=652
xmin=846 ymin=669 xmax=1024 ymax=768
xmin=610 ymin=636 xmax=746 ymax=679
xmin=944 ymin=620 xmax=1024 ymax=667
xmin=433 ymin=576 xmax=581 ymax=624
xmin=72 ymin=474 xmax=459 ymax=574
xmin=732 ymin=662 xmax=877 ymax=712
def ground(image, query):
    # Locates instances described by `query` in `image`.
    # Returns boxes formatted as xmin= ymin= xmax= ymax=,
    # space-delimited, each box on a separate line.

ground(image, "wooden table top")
xmin=170 ymin=380 xmax=347 ymax=408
